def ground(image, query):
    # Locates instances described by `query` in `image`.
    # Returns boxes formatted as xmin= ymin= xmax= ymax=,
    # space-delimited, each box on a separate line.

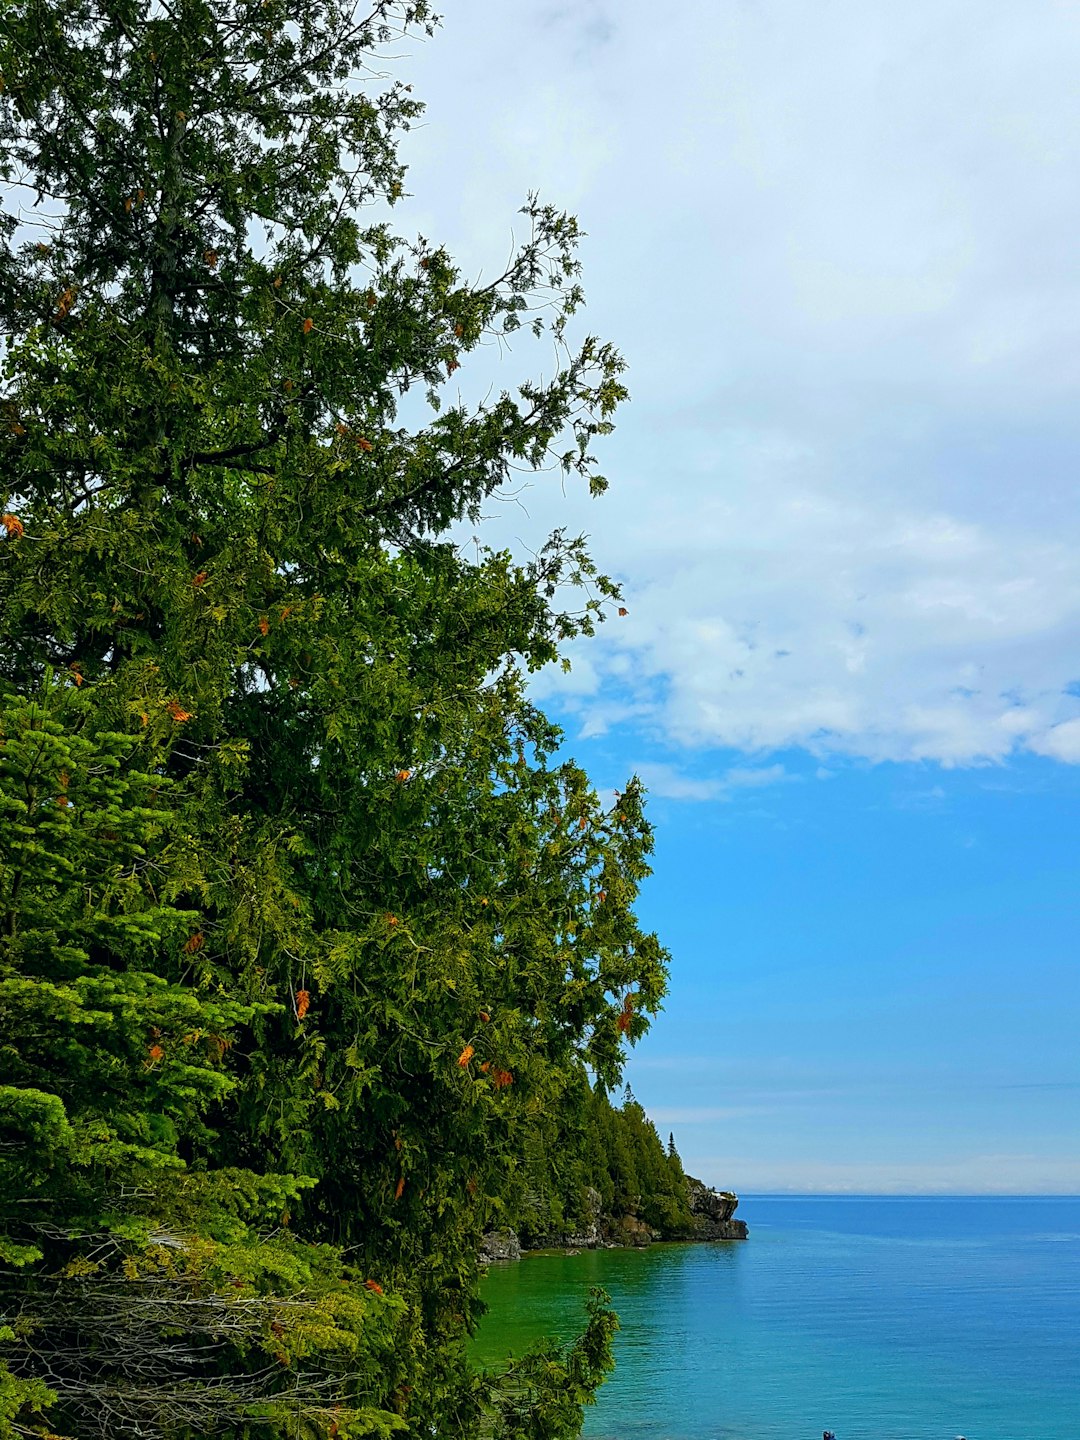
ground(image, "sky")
xmin=390 ymin=0 xmax=1080 ymax=1192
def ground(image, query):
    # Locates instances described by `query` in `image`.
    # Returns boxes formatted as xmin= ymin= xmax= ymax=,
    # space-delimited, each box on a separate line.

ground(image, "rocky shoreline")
xmin=479 ymin=1177 xmax=748 ymax=1263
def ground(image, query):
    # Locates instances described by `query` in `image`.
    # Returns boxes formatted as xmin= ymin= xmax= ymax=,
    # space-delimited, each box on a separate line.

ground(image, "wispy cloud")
xmin=631 ymin=761 xmax=791 ymax=803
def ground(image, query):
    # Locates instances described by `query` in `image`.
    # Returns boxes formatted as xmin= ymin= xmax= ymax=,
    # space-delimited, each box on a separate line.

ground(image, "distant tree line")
xmin=513 ymin=1086 xmax=695 ymax=1247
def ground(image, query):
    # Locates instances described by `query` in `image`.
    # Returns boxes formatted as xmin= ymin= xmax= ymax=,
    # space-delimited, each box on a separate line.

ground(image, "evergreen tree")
xmin=516 ymin=1089 xmax=696 ymax=1243
xmin=667 ymin=1132 xmax=688 ymax=1189
xmin=0 ymin=679 xmax=403 ymax=1438
xmin=0 ymin=3 xmax=667 ymax=1437
xmin=581 ymin=1088 xmax=617 ymax=1217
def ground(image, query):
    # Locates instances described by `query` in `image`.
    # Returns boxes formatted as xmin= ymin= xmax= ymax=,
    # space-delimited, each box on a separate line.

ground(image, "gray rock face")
xmin=479 ymin=1181 xmax=748 ymax=1262
xmin=605 ymin=1214 xmax=655 ymax=1247
xmin=686 ymin=1177 xmax=749 ymax=1240
xmin=687 ymin=1179 xmax=738 ymax=1222
xmin=478 ymin=1229 xmax=522 ymax=1263
xmin=572 ymin=1186 xmax=603 ymax=1248
xmin=526 ymin=1185 xmax=606 ymax=1251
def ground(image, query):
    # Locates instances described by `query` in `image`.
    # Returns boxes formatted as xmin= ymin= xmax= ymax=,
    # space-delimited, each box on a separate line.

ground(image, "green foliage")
xmin=0 ymin=3 xmax=666 ymax=1437
xmin=0 ymin=679 xmax=253 ymax=1239
xmin=514 ymin=1087 xmax=694 ymax=1246
xmin=484 ymin=1289 xmax=618 ymax=1440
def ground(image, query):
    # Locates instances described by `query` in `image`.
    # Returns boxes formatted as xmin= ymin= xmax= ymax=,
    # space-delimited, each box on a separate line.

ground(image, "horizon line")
xmin=736 ymin=1191 xmax=1080 ymax=1199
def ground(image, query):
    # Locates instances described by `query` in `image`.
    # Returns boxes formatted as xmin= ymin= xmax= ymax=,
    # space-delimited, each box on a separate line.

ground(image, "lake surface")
xmin=474 ymin=1196 xmax=1080 ymax=1440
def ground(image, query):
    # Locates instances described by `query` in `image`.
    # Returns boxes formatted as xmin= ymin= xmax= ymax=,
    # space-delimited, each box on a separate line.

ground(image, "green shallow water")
xmin=473 ymin=1197 xmax=1080 ymax=1440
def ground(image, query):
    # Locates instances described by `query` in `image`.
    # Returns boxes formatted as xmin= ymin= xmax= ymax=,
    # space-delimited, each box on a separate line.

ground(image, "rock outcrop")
xmin=478 ymin=1229 xmax=522 ymax=1263
xmin=568 ymin=1186 xmax=604 ymax=1248
xmin=604 ymin=1213 xmax=654 ymax=1247
xmin=478 ymin=1179 xmax=748 ymax=1263
xmin=686 ymin=1177 xmax=748 ymax=1240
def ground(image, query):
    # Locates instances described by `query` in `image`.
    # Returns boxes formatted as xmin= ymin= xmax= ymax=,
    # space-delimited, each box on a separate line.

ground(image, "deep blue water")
xmin=475 ymin=1196 xmax=1080 ymax=1440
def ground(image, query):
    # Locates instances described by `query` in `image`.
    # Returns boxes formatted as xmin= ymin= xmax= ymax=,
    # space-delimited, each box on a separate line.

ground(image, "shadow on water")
xmin=474 ymin=1242 xmax=739 ymax=1364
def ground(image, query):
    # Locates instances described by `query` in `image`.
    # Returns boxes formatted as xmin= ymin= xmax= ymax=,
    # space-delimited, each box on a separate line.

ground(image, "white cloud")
xmin=1030 ymin=717 xmax=1080 ymax=763
xmin=632 ymin=763 xmax=726 ymax=802
xmin=631 ymin=761 xmax=790 ymax=802
xmin=550 ymin=470 xmax=1080 ymax=763
xmin=399 ymin=1 xmax=1080 ymax=767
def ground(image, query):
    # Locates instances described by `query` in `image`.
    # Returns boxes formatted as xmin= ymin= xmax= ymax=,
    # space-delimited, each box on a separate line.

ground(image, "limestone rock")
xmin=686 ymin=1177 xmax=749 ymax=1240
xmin=479 ymin=1228 xmax=522 ymax=1263
xmin=605 ymin=1213 xmax=654 ymax=1247
xmin=570 ymin=1186 xmax=603 ymax=1248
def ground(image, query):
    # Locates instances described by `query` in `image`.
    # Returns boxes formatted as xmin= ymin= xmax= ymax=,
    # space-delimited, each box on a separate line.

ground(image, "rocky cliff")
xmin=479 ymin=1178 xmax=747 ymax=1259
xmin=685 ymin=1177 xmax=749 ymax=1241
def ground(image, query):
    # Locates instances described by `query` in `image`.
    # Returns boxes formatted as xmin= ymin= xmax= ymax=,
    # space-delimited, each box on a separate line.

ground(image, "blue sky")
xmin=393 ymin=1 xmax=1080 ymax=1191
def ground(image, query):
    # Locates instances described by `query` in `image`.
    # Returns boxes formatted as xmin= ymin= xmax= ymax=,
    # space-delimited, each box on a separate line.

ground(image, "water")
xmin=473 ymin=1196 xmax=1080 ymax=1440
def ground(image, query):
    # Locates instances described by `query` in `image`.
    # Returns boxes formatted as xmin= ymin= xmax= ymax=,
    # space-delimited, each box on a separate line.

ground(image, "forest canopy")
xmin=0 ymin=3 xmax=672 ymax=1438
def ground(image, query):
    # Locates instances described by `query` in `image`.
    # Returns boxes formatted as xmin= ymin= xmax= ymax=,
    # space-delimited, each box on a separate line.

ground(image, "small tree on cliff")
xmin=0 ymin=3 xmax=666 ymax=1437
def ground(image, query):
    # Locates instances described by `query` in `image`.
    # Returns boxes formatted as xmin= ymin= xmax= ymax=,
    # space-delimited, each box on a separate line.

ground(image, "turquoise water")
xmin=474 ymin=1197 xmax=1080 ymax=1440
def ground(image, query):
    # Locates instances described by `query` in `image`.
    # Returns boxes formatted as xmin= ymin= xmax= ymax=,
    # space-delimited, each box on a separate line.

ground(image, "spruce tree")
xmin=0 ymin=3 xmax=666 ymax=1437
